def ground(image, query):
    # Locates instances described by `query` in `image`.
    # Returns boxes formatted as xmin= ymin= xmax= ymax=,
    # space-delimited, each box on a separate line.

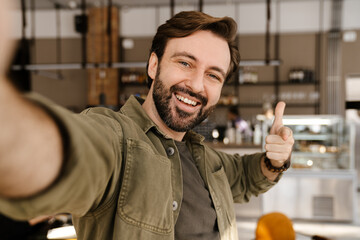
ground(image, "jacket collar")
xmin=120 ymin=95 xmax=158 ymax=134
xmin=184 ymin=130 xmax=205 ymax=144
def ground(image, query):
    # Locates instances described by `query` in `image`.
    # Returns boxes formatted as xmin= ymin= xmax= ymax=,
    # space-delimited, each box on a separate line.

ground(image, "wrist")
xmin=264 ymin=156 xmax=291 ymax=173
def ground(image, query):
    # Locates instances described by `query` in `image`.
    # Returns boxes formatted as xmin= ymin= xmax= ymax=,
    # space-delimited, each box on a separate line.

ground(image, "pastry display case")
xmin=261 ymin=115 xmax=358 ymax=222
xmin=235 ymin=115 xmax=357 ymax=222
xmin=282 ymin=115 xmax=355 ymax=171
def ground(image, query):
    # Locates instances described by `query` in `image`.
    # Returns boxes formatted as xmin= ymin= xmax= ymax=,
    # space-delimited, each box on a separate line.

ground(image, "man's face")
xmin=148 ymin=30 xmax=231 ymax=132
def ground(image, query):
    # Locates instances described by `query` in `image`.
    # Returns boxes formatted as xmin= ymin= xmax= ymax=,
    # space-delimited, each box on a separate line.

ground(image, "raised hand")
xmin=265 ymin=102 xmax=294 ymax=168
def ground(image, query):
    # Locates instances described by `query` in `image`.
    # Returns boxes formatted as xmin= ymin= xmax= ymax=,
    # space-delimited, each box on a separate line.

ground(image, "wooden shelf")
xmin=120 ymin=81 xmax=146 ymax=86
xmin=238 ymin=82 xmax=274 ymax=86
xmin=285 ymin=103 xmax=319 ymax=108
xmin=239 ymin=59 xmax=281 ymax=66
xmin=279 ymin=81 xmax=318 ymax=86
xmin=237 ymin=81 xmax=318 ymax=86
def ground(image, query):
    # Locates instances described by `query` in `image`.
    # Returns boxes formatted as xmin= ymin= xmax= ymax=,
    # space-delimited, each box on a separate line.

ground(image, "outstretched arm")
xmin=0 ymin=1 xmax=63 ymax=198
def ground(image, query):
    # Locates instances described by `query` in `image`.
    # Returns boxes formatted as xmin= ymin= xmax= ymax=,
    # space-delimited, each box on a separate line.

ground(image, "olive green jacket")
xmin=0 ymin=95 xmax=279 ymax=240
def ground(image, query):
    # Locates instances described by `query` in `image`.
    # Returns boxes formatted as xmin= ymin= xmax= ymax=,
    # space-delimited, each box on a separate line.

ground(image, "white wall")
xmin=10 ymin=0 xmax=360 ymax=39
xmin=11 ymin=9 xmax=82 ymax=38
xmin=119 ymin=0 xmax=360 ymax=36
xmin=279 ymin=1 xmax=323 ymax=33
xmin=343 ymin=0 xmax=360 ymax=30
xmin=121 ymin=7 xmax=157 ymax=37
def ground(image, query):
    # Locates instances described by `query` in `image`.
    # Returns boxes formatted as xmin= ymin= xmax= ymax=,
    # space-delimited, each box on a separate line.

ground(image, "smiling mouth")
xmin=175 ymin=94 xmax=199 ymax=106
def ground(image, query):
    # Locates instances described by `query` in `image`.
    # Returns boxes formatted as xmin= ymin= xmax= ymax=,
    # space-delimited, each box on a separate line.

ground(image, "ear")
xmin=147 ymin=52 xmax=158 ymax=80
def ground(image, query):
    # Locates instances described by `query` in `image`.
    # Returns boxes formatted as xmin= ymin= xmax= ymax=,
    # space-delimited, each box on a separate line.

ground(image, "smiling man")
xmin=144 ymin=30 xmax=230 ymax=139
xmin=0 ymin=8 xmax=294 ymax=240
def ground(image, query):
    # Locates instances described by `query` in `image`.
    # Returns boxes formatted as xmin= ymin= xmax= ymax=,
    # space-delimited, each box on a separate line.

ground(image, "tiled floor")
xmin=236 ymin=192 xmax=360 ymax=240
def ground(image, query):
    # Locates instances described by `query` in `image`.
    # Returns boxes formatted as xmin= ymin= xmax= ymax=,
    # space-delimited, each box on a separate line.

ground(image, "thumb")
xmin=269 ymin=101 xmax=286 ymax=135
xmin=277 ymin=126 xmax=292 ymax=141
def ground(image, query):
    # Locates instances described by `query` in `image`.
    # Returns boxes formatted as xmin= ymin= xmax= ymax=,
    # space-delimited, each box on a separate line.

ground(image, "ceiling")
xmin=21 ymin=0 xmax=272 ymax=9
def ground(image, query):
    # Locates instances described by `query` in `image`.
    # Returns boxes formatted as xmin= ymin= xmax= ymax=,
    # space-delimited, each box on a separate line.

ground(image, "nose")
xmin=184 ymin=70 xmax=205 ymax=94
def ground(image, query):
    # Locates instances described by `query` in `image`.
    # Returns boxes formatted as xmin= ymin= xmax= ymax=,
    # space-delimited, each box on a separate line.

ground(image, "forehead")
xmin=163 ymin=30 xmax=231 ymax=72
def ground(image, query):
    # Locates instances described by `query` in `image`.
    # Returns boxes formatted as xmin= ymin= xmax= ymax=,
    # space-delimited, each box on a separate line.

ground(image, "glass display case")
xmin=282 ymin=115 xmax=355 ymax=171
xmin=255 ymin=115 xmax=358 ymax=222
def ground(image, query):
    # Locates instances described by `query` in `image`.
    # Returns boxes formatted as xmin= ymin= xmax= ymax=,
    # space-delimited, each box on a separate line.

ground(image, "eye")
xmin=179 ymin=61 xmax=190 ymax=67
xmin=208 ymin=73 xmax=222 ymax=82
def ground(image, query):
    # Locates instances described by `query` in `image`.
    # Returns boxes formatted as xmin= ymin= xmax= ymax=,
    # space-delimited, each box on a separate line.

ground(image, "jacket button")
xmin=172 ymin=201 xmax=178 ymax=211
xmin=166 ymin=147 xmax=175 ymax=156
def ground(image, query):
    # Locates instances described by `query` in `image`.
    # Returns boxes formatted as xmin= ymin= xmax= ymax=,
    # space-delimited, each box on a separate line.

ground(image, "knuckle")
xmin=287 ymin=137 xmax=295 ymax=145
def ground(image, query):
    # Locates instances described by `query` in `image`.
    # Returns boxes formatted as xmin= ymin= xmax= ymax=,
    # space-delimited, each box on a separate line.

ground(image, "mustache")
xmin=170 ymin=85 xmax=208 ymax=106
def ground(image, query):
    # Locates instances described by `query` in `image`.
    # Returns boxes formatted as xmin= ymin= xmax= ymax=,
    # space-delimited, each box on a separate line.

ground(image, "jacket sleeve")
xmin=206 ymin=147 xmax=281 ymax=203
xmin=0 ymin=93 xmax=124 ymax=220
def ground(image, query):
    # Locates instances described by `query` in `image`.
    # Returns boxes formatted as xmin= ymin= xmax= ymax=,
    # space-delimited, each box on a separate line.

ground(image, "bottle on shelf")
xmin=288 ymin=68 xmax=314 ymax=83
xmin=121 ymin=71 xmax=147 ymax=84
xmin=224 ymin=121 xmax=236 ymax=144
xmin=239 ymin=67 xmax=258 ymax=84
xmin=235 ymin=127 xmax=243 ymax=145
xmin=253 ymin=124 xmax=262 ymax=145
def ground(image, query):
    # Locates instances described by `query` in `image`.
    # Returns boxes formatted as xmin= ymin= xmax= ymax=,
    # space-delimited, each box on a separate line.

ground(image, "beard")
xmin=152 ymin=70 xmax=216 ymax=132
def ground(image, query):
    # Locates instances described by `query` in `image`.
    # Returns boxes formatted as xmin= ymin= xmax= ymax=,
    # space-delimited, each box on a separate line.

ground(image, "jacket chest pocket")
xmin=117 ymin=138 xmax=173 ymax=234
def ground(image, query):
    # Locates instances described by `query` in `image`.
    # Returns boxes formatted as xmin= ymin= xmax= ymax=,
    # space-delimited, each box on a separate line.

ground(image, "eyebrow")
xmin=171 ymin=51 xmax=227 ymax=79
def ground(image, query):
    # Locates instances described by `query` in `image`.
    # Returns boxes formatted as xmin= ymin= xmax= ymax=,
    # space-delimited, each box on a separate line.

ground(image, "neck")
xmin=142 ymin=94 xmax=186 ymax=142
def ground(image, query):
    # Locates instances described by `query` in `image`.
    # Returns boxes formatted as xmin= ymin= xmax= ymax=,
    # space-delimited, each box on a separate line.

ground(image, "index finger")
xmin=269 ymin=101 xmax=286 ymax=135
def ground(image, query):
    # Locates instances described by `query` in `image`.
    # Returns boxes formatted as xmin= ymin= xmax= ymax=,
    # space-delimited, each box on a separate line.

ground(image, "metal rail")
xmin=11 ymin=60 xmax=280 ymax=71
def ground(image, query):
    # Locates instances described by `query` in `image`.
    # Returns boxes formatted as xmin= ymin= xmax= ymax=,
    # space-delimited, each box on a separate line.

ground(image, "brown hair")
xmin=146 ymin=11 xmax=240 ymax=88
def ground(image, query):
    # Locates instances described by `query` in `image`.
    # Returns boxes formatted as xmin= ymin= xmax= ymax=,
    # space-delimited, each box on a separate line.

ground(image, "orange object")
xmin=255 ymin=212 xmax=295 ymax=240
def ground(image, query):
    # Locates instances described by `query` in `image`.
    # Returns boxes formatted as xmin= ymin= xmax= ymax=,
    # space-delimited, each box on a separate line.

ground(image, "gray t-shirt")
xmin=174 ymin=141 xmax=220 ymax=240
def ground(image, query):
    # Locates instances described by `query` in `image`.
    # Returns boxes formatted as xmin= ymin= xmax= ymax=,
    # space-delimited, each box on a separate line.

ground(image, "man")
xmin=0 ymin=3 xmax=294 ymax=240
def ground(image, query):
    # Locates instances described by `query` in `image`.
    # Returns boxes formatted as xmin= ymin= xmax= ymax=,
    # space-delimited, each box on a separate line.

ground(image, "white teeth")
xmin=176 ymin=94 xmax=197 ymax=106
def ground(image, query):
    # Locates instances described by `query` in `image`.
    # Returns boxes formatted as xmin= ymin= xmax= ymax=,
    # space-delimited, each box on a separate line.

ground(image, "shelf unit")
xmin=13 ymin=32 xmax=322 ymax=118
xmin=222 ymin=32 xmax=323 ymax=120
xmin=116 ymin=32 xmax=322 ymax=119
